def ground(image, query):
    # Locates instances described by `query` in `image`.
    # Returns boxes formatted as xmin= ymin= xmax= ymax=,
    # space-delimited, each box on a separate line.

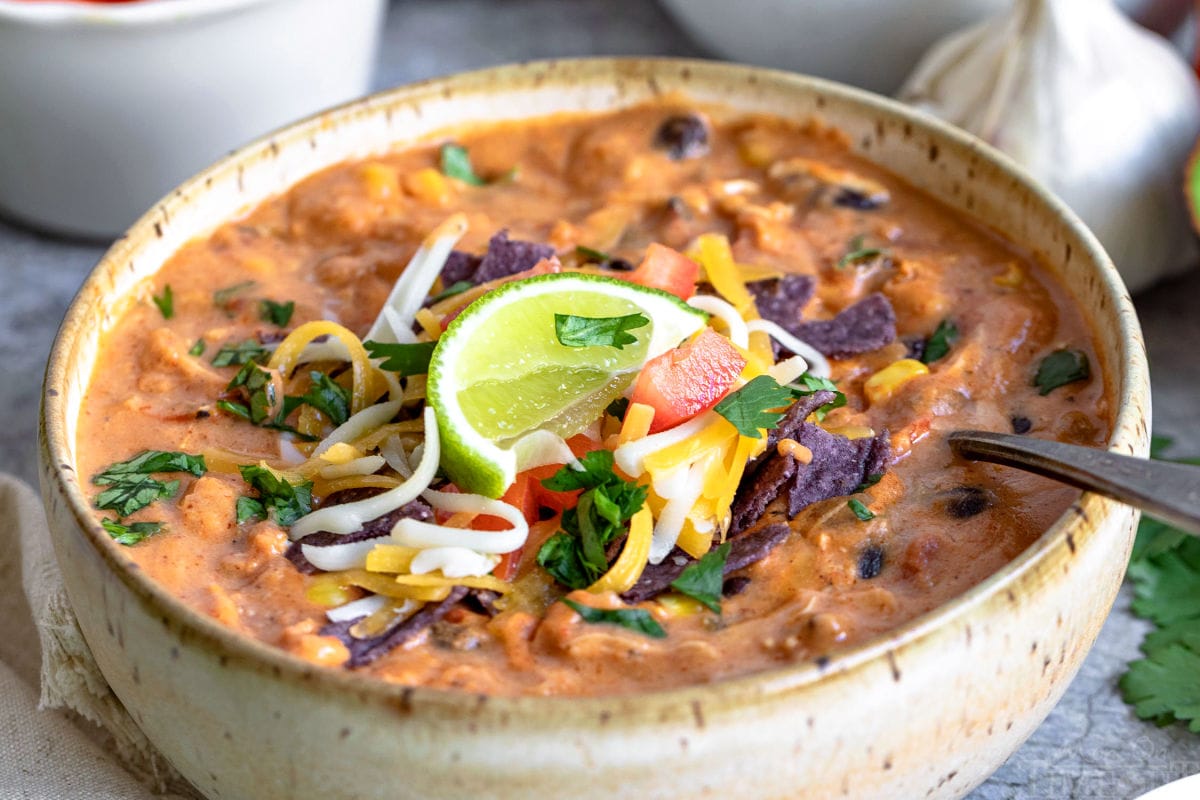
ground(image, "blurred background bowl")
xmin=0 ymin=0 xmax=386 ymax=239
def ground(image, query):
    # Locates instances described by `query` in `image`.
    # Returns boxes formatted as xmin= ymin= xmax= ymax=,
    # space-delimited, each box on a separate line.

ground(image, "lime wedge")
xmin=427 ymin=272 xmax=708 ymax=497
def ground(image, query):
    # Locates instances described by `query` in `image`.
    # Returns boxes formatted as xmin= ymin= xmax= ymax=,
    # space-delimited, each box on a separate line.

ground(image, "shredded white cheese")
xmin=325 ymin=593 xmax=388 ymax=623
xmin=289 ymin=406 xmax=440 ymax=539
xmin=613 ymin=411 xmax=716 ymax=478
xmin=318 ymin=455 xmax=387 ymax=480
xmin=392 ymin=489 xmax=528 ymax=554
xmin=311 ymin=400 xmax=402 ymax=458
xmin=364 ymin=213 xmax=468 ymax=346
xmin=687 ymin=294 xmax=749 ymax=347
xmin=649 ymin=461 xmax=708 ymax=564
xmin=746 ymin=319 xmax=831 ymax=378
xmin=409 ymin=546 xmax=501 ymax=578
xmin=379 ymin=435 xmax=412 ymax=479
xmin=513 ymin=429 xmax=578 ymax=471
xmin=301 ymin=538 xmax=382 ymax=571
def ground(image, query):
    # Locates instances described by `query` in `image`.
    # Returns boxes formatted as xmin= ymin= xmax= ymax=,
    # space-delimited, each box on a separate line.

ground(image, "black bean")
xmin=722 ymin=576 xmax=751 ymax=597
xmin=903 ymin=336 xmax=927 ymax=362
xmin=943 ymin=486 xmax=993 ymax=519
xmin=666 ymin=196 xmax=690 ymax=217
xmin=833 ymin=188 xmax=887 ymax=210
xmin=195 ymin=408 xmax=212 ymax=420
xmin=604 ymin=258 xmax=635 ymax=272
xmin=653 ymin=114 xmax=709 ymax=160
xmin=857 ymin=545 xmax=885 ymax=579
xmin=1011 ymin=415 xmax=1033 ymax=435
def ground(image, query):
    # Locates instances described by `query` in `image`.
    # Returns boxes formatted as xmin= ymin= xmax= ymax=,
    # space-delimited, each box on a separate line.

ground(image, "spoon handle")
xmin=948 ymin=430 xmax=1200 ymax=536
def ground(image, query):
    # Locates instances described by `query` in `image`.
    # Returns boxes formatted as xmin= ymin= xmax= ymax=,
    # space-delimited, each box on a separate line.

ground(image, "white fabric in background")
xmin=0 ymin=473 xmax=194 ymax=799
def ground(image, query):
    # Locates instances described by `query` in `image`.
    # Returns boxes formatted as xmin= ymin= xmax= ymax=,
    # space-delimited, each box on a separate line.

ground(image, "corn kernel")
xmin=361 ymin=162 xmax=399 ymax=202
xmin=657 ymin=593 xmax=706 ymax=617
xmin=863 ymin=358 xmax=930 ymax=406
xmin=404 ymin=167 xmax=452 ymax=207
xmin=305 ymin=574 xmax=358 ymax=608
xmin=241 ymin=254 xmax=275 ymax=276
xmin=319 ymin=442 xmax=363 ymax=466
xmin=994 ymin=262 xmax=1024 ymax=287
xmin=823 ymin=425 xmax=877 ymax=441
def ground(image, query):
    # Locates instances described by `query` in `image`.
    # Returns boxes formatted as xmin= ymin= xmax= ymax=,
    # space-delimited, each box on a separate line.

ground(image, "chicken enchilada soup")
xmin=76 ymin=101 xmax=1109 ymax=696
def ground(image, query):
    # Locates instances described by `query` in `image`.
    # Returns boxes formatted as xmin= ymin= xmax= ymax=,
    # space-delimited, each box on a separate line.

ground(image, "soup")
xmin=76 ymin=101 xmax=1108 ymax=696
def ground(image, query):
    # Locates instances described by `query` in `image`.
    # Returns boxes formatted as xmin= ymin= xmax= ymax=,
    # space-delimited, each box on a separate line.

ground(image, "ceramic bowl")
xmin=39 ymin=58 xmax=1150 ymax=800
xmin=0 ymin=0 xmax=386 ymax=239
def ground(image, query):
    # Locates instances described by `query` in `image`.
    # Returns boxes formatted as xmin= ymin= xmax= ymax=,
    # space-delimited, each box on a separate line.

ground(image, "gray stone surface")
xmin=0 ymin=0 xmax=1197 ymax=797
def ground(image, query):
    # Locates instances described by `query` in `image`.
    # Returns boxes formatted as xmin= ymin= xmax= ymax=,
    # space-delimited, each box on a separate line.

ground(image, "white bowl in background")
xmin=0 ymin=0 xmax=386 ymax=239
xmin=659 ymin=0 xmax=1166 ymax=95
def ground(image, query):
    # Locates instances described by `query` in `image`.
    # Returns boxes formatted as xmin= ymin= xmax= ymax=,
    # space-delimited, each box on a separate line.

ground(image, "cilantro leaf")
xmin=238 ymin=464 xmax=312 ymax=527
xmin=1120 ymin=643 xmax=1200 ymax=732
xmin=101 ymin=519 xmax=163 ymax=546
xmin=670 ymin=542 xmax=729 ymax=613
xmin=854 ymin=473 xmax=882 ymax=493
xmin=217 ymin=400 xmax=252 ymax=420
xmin=152 ymin=285 xmax=174 ymax=320
xmin=188 ymin=339 xmax=206 ymax=357
xmin=714 ymin=375 xmax=794 ymax=438
xmin=837 ymin=235 xmax=888 ymax=268
xmin=921 ymin=319 xmax=959 ymax=364
xmin=259 ymin=299 xmax=295 ymax=327
xmin=562 ymin=598 xmax=667 ymax=639
xmin=236 ymin=496 xmax=266 ymax=525
xmin=93 ymin=450 xmax=207 ymax=484
xmin=428 ymin=280 xmax=473 ymax=304
xmin=299 ymin=371 xmax=350 ymax=427
xmin=555 ymin=313 xmax=648 ymax=350
xmin=363 ymin=340 xmax=436 ymax=376
xmin=536 ymin=452 xmax=648 ymax=589
xmin=789 ymin=373 xmax=847 ymax=422
xmin=212 ymin=280 xmax=257 ymax=315
xmin=95 ymin=477 xmax=179 ymax=518
xmin=1033 ymin=349 xmax=1090 ymax=395
xmin=848 ymin=498 xmax=876 ymax=521
xmin=440 ymin=143 xmax=485 ymax=186
xmin=225 ymin=361 xmax=280 ymax=424
xmin=211 ymin=340 xmax=268 ymax=368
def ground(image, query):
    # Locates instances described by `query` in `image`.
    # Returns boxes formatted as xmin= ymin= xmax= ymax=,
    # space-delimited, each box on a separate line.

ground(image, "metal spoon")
xmin=948 ymin=430 xmax=1200 ymax=536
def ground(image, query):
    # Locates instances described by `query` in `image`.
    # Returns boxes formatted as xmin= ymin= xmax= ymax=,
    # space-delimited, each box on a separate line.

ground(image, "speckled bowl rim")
xmin=0 ymin=0 xmax=276 ymax=26
xmin=41 ymin=57 xmax=1147 ymax=720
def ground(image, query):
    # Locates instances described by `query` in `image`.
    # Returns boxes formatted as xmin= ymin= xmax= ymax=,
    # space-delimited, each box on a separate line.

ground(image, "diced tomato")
xmin=624 ymin=243 xmax=699 ymax=300
xmin=631 ymin=328 xmax=746 ymax=433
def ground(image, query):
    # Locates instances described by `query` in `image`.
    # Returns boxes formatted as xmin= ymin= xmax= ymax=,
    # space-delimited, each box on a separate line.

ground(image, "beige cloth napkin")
xmin=0 ymin=473 xmax=196 ymax=798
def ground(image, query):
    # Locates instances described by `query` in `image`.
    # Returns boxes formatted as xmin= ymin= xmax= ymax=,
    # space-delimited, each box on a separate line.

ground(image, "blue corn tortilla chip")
xmin=786 ymin=425 xmax=891 ymax=516
xmin=620 ymin=524 xmax=791 ymax=604
xmin=439 ymin=250 xmax=481 ymax=287
xmin=323 ymin=586 xmax=469 ymax=668
xmin=746 ymin=275 xmax=815 ymax=330
xmin=471 ymin=229 xmax=555 ymax=284
xmin=793 ymin=293 xmax=896 ymax=358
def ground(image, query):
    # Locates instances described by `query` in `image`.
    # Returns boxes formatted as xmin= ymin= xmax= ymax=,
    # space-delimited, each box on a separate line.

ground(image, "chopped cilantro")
xmin=921 ymin=319 xmax=959 ymax=364
xmin=259 ymin=299 xmax=295 ymax=327
xmin=151 ymin=285 xmax=174 ymax=320
xmin=836 ymin=235 xmax=888 ymax=268
xmin=562 ymin=598 xmax=666 ymax=639
xmin=225 ymin=361 xmax=280 ymax=425
xmin=714 ymin=375 xmax=795 ymax=438
xmin=92 ymin=450 xmax=205 ymax=519
xmin=575 ymin=245 xmax=613 ymax=263
xmin=188 ymin=339 xmax=206 ymax=357
xmin=211 ymin=340 xmax=268 ymax=367
xmin=854 ymin=473 xmax=883 ymax=493
xmin=670 ymin=542 xmax=729 ymax=613
xmin=848 ymin=498 xmax=876 ymax=521
xmin=536 ymin=451 xmax=647 ymax=589
xmin=1119 ymin=435 xmax=1200 ymax=734
xmin=238 ymin=464 xmax=312 ymax=527
xmin=428 ymin=280 xmax=474 ymax=304
xmin=788 ymin=373 xmax=847 ymax=422
xmin=364 ymin=340 xmax=436 ymax=376
xmin=236 ymin=495 xmax=266 ymax=525
xmin=212 ymin=280 xmax=257 ymax=315
xmin=554 ymin=312 xmax=648 ymax=350
xmin=1034 ymin=349 xmax=1090 ymax=395
xmin=299 ymin=371 xmax=350 ymax=427
xmin=217 ymin=400 xmax=252 ymax=420
xmin=101 ymin=519 xmax=163 ymax=546
xmin=439 ymin=143 xmax=485 ymax=186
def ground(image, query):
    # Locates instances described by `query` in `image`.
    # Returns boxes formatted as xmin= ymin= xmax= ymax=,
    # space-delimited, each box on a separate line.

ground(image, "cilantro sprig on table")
xmin=536 ymin=450 xmax=648 ymax=590
xmin=1120 ymin=435 xmax=1200 ymax=732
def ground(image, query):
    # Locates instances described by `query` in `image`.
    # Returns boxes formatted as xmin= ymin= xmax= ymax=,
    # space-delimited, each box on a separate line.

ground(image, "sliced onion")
xmin=289 ymin=407 xmax=439 ymax=539
xmin=513 ymin=429 xmax=578 ymax=471
xmin=746 ymin=319 xmax=831 ymax=378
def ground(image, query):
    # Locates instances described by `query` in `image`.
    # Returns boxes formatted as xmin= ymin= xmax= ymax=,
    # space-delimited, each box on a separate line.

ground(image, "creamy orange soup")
xmin=77 ymin=102 xmax=1108 ymax=695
